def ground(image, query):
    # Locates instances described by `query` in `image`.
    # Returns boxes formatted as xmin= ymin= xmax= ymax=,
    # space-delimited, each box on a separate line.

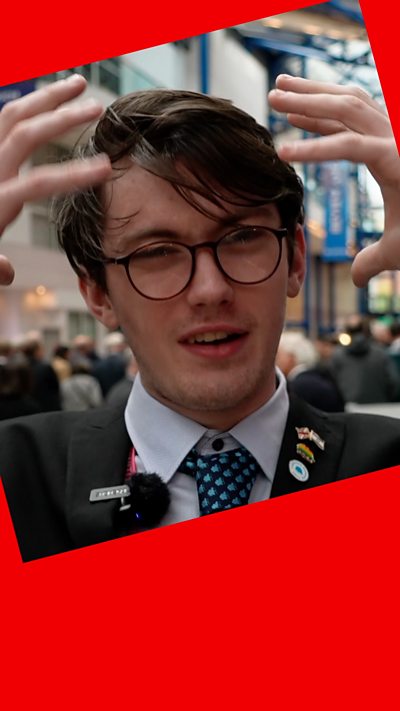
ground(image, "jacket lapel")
xmin=271 ymin=394 xmax=346 ymax=498
xmin=65 ymin=405 xmax=131 ymax=548
xmin=64 ymin=394 xmax=348 ymax=545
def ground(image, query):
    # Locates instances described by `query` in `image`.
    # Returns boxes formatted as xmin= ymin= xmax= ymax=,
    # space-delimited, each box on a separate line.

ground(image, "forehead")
xmin=102 ymin=162 xmax=280 ymax=241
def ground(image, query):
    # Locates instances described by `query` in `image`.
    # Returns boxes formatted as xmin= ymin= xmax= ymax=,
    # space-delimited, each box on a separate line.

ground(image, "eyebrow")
xmin=111 ymin=206 xmax=278 ymax=252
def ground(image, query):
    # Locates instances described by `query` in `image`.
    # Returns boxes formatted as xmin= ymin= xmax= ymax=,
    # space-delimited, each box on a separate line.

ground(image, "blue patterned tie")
xmin=180 ymin=446 xmax=261 ymax=516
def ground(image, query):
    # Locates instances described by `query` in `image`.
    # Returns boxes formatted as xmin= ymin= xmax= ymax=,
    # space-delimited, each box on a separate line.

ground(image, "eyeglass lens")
xmin=128 ymin=227 xmax=282 ymax=299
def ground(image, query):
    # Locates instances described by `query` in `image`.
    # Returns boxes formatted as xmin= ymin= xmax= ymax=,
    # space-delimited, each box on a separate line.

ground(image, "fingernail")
xmin=67 ymin=74 xmax=85 ymax=83
xmin=92 ymin=154 xmax=110 ymax=162
xmin=82 ymin=98 xmax=103 ymax=111
xmin=86 ymin=154 xmax=110 ymax=167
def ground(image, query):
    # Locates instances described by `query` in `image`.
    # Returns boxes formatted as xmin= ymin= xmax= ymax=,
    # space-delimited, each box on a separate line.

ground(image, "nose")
xmin=185 ymin=247 xmax=234 ymax=307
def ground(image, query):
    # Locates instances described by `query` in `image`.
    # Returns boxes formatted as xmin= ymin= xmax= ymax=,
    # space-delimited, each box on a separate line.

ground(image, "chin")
xmin=163 ymin=372 xmax=268 ymax=413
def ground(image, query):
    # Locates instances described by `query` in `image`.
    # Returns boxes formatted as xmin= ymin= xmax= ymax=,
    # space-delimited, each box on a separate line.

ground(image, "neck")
xmin=142 ymin=370 xmax=278 ymax=430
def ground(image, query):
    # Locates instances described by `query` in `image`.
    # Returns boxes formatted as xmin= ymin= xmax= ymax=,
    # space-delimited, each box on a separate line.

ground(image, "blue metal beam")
xmin=245 ymin=36 xmax=331 ymax=62
xmin=199 ymin=35 xmax=209 ymax=94
xmin=244 ymin=35 xmax=372 ymax=67
xmin=327 ymin=0 xmax=364 ymax=24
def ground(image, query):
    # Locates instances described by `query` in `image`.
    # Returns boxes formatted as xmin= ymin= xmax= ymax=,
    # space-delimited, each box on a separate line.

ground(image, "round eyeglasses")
xmin=101 ymin=225 xmax=288 ymax=301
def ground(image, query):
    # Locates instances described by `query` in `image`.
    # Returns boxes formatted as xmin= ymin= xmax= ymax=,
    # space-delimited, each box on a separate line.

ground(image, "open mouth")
xmin=186 ymin=331 xmax=243 ymax=346
xmin=179 ymin=330 xmax=249 ymax=358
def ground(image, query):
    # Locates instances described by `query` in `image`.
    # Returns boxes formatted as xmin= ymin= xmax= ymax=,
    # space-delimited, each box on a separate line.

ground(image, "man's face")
xmin=81 ymin=164 xmax=305 ymax=428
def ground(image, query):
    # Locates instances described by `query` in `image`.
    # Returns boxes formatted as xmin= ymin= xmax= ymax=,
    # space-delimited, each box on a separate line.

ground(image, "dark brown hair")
xmin=55 ymin=89 xmax=304 ymax=289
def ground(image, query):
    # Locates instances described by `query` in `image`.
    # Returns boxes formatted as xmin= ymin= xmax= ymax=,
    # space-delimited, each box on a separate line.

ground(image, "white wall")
xmin=121 ymin=41 xmax=199 ymax=92
xmin=209 ymin=31 xmax=268 ymax=124
xmin=120 ymin=31 xmax=268 ymax=124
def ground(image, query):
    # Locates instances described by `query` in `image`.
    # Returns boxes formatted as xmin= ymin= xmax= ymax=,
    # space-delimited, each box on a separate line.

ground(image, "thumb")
xmin=0 ymin=255 xmax=15 ymax=286
xmin=350 ymin=239 xmax=398 ymax=287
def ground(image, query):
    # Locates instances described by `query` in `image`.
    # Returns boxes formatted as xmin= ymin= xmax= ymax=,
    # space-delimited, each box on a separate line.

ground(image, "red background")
xmin=1 ymin=1 xmax=399 ymax=707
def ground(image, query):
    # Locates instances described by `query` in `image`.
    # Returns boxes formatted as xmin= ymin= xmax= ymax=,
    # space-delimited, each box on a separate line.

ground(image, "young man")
xmin=1 ymin=74 xmax=400 ymax=562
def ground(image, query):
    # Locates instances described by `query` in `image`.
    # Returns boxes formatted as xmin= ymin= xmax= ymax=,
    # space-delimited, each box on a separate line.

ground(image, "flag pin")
xmin=296 ymin=443 xmax=315 ymax=464
xmin=295 ymin=426 xmax=325 ymax=451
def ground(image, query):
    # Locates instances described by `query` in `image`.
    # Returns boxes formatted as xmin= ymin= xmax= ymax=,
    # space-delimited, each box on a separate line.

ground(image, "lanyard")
xmin=125 ymin=446 xmax=137 ymax=481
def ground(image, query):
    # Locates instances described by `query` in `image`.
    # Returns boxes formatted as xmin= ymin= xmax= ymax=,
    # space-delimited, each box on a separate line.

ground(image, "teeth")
xmin=188 ymin=331 xmax=230 ymax=344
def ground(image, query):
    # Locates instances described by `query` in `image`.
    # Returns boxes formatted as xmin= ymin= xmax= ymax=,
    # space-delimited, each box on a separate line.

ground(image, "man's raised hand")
xmin=0 ymin=74 xmax=111 ymax=285
xmin=268 ymin=74 xmax=400 ymax=287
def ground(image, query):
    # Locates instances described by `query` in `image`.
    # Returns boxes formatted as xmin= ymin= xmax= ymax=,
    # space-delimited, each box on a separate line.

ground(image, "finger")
xmin=269 ymin=88 xmax=391 ymax=138
xmin=276 ymin=133 xmax=394 ymax=165
xmin=350 ymin=240 xmax=397 ymax=287
xmin=0 ymin=98 xmax=104 ymax=180
xmin=0 ymin=255 xmax=15 ymax=285
xmin=286 ymin=113 xmax=348 ymax=136
xmin=275 ymin=74 xmax=387 ymax=116
xmin=0 ymin=155 xmax=111 ymax=231
xmin=0 ymin=74 xmax=87 ymax=142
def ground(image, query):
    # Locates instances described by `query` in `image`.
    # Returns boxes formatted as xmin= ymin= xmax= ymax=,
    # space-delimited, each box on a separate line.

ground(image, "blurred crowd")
xmin=276 ymin=315 xmax=400 ymax=413
xmin=2 ymin=314 xmax=400 ymax=422
xmin=0 ymin=331 xmax=138 ymax=421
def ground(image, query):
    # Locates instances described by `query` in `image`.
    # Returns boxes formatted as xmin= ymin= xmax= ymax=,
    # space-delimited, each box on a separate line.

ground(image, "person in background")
xmin=106 ymin=350 xmax=139 ymax=407
xmin=383 ymin=319 xmax=400 ymax=378
xmin=331 ymin=315 xmax=400 ymax=404
xmin=92 ymin=331 xmax=128 ymax=396
xmin=61 ymin=359 xmax=103 ymax=411
xmin=52 ymin=344 xmax=72 ymax=382
xmin=314 ymin=333 xmax=339 ymax=367
xmin=276 ymin=330 xmax=345 ymax=412
xmin=19 ymin=334 xmax=61 ymax=412
xmin=370 ymin=317 xmax=393 ymax=348
xmin=0 ymin=354 xmax=40 ymax=420
xmin=0 ymin=340 xmax=14 ymax=359
xmin=70 ymin=334 xmax=100 ymax=371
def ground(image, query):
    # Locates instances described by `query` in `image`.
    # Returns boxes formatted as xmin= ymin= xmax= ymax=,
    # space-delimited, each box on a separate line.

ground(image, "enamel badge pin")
xmin=289 ymin=459 xmax=309 ymax=482
xmin=296 ymin=443 xmax=315 ymax=464
xmin=295 ymin=426 xmax=325 ymax=451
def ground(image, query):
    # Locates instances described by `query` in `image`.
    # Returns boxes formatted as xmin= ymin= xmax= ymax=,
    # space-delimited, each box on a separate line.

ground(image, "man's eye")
xmin=225 ymin=228 xmax=262 ymax=245
xmin=135 ymin=244 xmax=181 ymax=260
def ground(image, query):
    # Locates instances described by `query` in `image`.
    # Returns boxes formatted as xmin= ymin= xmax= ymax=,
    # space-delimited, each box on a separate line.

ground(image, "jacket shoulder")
xmin=286 ymin=394 xmax=400 ymax=479
xmin=0 ymin=405 xmax=127 ymax=562
xmin=313 ymin=407 xmax=400 ymax=474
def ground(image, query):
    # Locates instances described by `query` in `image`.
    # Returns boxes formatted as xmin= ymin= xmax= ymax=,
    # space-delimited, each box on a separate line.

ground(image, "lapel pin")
xmin=289 ymin=459 xmax=309 ymax=482
xmin=296 ymin=443 xmax=315 ymax=464
xmin=295 ymin=426 xmax=325 ymax=451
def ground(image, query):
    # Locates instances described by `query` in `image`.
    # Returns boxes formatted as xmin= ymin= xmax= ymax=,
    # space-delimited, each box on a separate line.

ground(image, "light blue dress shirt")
xmin=124 ymin=369 xmax=289 ymax=526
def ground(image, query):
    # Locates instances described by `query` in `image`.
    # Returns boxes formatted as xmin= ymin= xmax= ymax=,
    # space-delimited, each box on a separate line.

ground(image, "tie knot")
xmin=180 ymin=445 xmax=261 ymax=516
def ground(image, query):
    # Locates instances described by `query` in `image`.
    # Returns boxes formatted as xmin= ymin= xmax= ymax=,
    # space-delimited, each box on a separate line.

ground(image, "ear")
xmin=287 ymin=224 xmax=306 ymax=298
xmin=78 ymin=276 xmax=120 ymax=330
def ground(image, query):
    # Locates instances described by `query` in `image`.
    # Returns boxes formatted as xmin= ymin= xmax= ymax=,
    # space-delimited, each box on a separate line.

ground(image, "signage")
xmin=0 ymin=80 xmax=36 ymax=110
xmin=321 ymin=161 xmax=352 ymax=262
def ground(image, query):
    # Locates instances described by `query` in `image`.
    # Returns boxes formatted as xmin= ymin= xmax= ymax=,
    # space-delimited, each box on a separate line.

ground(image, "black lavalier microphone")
xmin=115 ymin=472 xmax=170 ymax=531
xmin=89 ymin=444 xmax=171 ymax=534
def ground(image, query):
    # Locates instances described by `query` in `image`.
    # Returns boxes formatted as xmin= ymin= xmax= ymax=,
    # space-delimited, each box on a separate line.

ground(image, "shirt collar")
xmin=125 ymin=374 xmax=207 ymax=480
xmin=124 ymin=369 xmax=289 ymax=483
xmin=229 ymin=369 xmax=289 ymax=481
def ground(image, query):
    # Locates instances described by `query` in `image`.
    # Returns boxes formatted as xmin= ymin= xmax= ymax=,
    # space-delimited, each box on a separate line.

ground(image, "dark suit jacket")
xmin=1 ymin=395 xmax=400 ymax=562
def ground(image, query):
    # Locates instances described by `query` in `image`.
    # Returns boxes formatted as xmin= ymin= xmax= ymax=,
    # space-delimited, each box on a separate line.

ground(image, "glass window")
xmin=31 ymin=211 xmax=59 ymax=250
xmin=68 ymin=311 xmax=97 ymax=339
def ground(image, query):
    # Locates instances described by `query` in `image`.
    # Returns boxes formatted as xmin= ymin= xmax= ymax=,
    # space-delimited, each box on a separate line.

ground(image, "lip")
xmin=178 ymin=324 xmax=248 ymax=343
xmin=178 ymin=324 xmax=249 ymax=360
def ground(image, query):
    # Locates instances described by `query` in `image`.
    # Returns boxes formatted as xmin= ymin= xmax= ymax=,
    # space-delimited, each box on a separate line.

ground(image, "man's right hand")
xmin=268 ymin=74 xmax=400 ymax=288
xmin=0 ymin=73 xmax=112 ymax=285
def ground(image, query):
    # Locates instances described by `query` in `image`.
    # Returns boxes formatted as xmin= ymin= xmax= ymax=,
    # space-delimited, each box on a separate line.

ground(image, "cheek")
xmin=111 ymin=294 xmax=170 ymax=357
